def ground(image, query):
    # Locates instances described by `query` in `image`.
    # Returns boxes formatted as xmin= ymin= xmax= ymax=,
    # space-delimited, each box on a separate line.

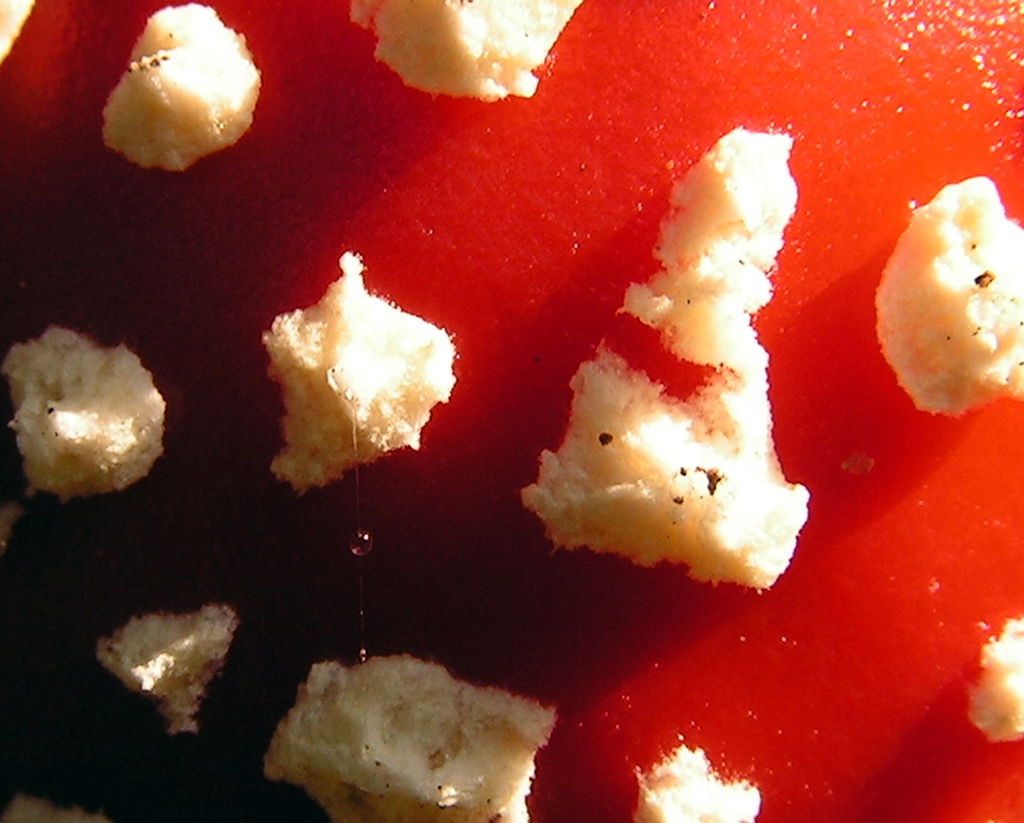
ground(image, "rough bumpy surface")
xmin=2 ymin=326 xmax=165 ymax=500
xmin=264 ymin=252 xmax=456 ymax=491
xmin=969 ymin=617 xmax=1024 ymax=742
xmin=876 ymin=177 xmax=1024 ymax=415
xmin=264 ymin=655 xmax=556 ymax=823
xmin=523 ymin=129 xmax=808 ymax=589
xmin=96 ymin=603 xmax=238 ymax=734
xmin=350 ymin=0 xmax=584 ymax=100
xmin=634 ymin=744 xmax=760 ymax=823
xmin=102 ymin=4 xmax=261 ymax=170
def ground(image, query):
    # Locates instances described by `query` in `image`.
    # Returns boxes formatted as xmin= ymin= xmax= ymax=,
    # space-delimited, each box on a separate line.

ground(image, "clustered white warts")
xmin=8 ymin=4 xmax=1024 ymax=821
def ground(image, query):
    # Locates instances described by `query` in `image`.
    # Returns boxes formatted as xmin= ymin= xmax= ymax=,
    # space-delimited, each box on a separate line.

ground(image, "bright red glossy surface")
xmin=2 ymin=2 xmax=1024 ymax=821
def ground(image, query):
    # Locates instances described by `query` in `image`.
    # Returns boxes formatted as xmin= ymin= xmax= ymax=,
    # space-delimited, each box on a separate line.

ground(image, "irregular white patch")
xmin=969 ymin=616 xmax=1024 ymax=742
xmin=634 ymin=743 xmax=760 ymax=823
xmin=0 ymin=0 xmax=33 ymax=67
xmin=626 ymin=130 xmax=797 ymax=376
xmin=264 ymin=655 xmax=556 ymax=823
xmin=102 ymin=4 xmax=261 ymax=170
xmin=2 ymin=326 xmax=165 ymax=501
xmin=0 ymin=794 xmax=113 ymax=823
xmin=264 ymin=252 xmax=456 ymax=491
xmin=522 ymin=129 xmax=808 ymax=589
xmin=350 ymin=0 xmax=584 ymax=100
xmin=876 ymin=177 xmax=1024 ymax=415
xmin=96 ymin=603 xmax=238 ymax=734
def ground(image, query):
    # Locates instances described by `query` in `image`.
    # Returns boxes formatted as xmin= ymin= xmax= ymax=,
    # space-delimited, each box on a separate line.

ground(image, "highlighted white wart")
xmin=0 ymin=0 xmax=34 ymax=67
xmin=102 ymin=4 xmax=261 ymax=170
xmin=96 ymin=603 xmax=238 ymax=734
xmin=522 ymin=128 xmax=809 ymax=589
xmin=350 ymin=0 xmax=585 ymax=100
xmin=969 ymin=616 xmax=1024 ymax=742
xmin=876 ymin=176 xmax=1024 ymax=415
xmin=2 ymin=326 xmax=166 ymax=500
xmin=634 ymin=743 xmax=760 ymax=823
xmin=264 ymin=252 xmax=456 ymax=491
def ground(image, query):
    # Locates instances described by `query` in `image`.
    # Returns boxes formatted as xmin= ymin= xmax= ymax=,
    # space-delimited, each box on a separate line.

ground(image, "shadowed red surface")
xmin=2 ymin=1 xmax=1024 ymax=822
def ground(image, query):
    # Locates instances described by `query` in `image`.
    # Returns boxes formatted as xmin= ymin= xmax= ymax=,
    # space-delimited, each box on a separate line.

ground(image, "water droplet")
xmin=349 ymin=529 xmax=373 ymax=556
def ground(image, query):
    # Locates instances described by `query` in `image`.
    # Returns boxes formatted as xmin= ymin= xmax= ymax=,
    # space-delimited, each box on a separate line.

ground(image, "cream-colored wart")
xmin=2 ymin=326 xmax=165 ymax=501
xmin=96 ymin=603 xmax=238 ymax=734
xmin=0 ymin=0 xmax=34 ymax=67
xmin=969 ymin=617 xmax=1024 ymax=742
xmin=264 ymin=655 xmax=556 ymax=823
xmin=522 ymin=129 xmax=809 ymax=590
xmin=0 ymin=794 xmax=114 ymax=823
xmin=351 ymin=0 xmax=584 ymax=100
xmin=634 ymin=743 xmax=760 ymax=823
xmin=876 ymin=177 xmax=1024 ymax=415
xmin=263 ymin=252 xmax=456 ymax=492
xmin=102 ymin=4 xmax=260 ymax=170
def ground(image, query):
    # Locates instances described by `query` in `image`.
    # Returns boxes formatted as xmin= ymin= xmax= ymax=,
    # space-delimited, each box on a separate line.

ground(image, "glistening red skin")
xmin=1 ymin=2 xmax=1023 ymax=822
